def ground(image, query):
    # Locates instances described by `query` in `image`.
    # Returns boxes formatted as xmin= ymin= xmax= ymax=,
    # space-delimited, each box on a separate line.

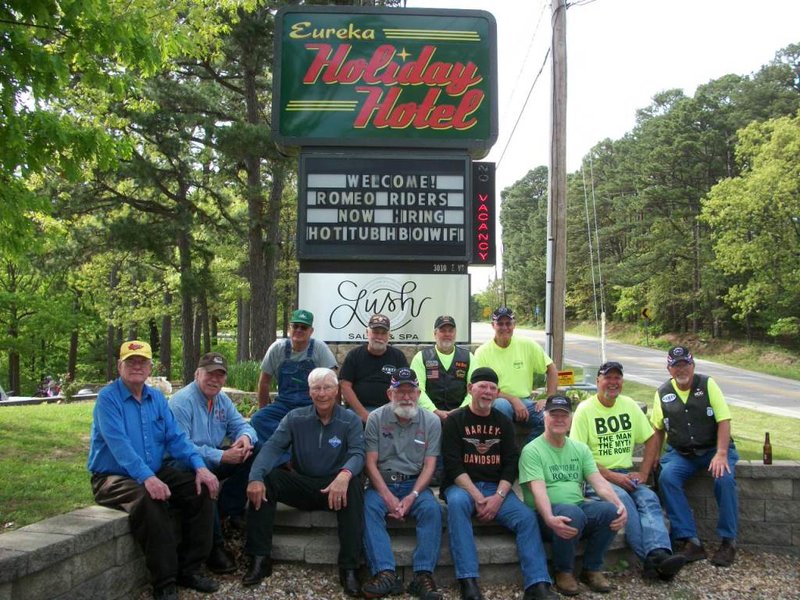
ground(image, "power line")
xmin=496 ymin=47 xmax=551 ymax=171
xmin=499 ymin=1 xmax=549 ymax=125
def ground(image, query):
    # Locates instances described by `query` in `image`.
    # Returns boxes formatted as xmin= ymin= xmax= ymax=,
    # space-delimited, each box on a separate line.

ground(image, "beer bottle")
xmin=763 ymin=432 xmax=772 ymax=465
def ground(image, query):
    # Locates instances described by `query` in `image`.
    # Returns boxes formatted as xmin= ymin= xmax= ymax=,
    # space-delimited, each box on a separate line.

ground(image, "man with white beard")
xmin=361 ymin=368 xmax=444 ymax=600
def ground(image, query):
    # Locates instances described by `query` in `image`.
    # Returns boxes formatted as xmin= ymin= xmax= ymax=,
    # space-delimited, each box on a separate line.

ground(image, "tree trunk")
xmin=67 ymin=329 xmax=78 ymax=382
xmin=243 ymin=59 xmax=268 ymax=361
xmin=199 ymin=290 xmax=211 ymax=353
xmin=237 ymin=296 xmax=250 ymax=362
xmin=177 ymin=194 xmax=195 ymax=385
xmin=264 ymin=160 xmax=286 ymax=347
xmin=106 ymin=266 xmax=119 ymax=380
xmin=161 ymin=292 xmax=172 ymax=380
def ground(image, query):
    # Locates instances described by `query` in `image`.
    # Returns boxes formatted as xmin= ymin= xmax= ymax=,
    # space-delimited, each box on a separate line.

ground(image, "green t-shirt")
xmin=474 ymin=336 xmax=552 ymax=398
xmin=519 ymin=436 xmax=597 ymax=509
xmin=570 ymin=394 xmax=654 ymax=470
xmin=650 ymin=376 xmax=730 ymax=431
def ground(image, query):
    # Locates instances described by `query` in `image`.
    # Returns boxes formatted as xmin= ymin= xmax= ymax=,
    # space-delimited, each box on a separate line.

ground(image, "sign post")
xmin=273 ymin=6 xmax=498 ymax=341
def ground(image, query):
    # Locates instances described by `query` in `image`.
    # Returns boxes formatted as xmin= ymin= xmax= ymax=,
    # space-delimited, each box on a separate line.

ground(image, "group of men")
xmin=87 ymin=307 xmax=739 ymax=600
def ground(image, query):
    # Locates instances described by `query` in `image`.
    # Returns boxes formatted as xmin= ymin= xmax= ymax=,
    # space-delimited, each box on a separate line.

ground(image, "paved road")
xmin=470 ymin=322 xmax=800 ymax=420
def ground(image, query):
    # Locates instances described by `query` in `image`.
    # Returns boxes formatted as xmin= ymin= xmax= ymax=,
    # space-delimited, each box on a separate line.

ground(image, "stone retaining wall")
xmin=1 ymin=462 xmax=797 ymax=600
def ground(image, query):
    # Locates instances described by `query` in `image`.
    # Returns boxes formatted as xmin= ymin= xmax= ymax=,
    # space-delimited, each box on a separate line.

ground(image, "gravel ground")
xmin=140 ymin=527 xmax=800 ymax=600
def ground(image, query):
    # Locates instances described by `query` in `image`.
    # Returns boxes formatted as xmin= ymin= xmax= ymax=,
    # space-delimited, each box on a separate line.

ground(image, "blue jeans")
xmin=363 ymin=480 xmax=442 ymax=574
xmin=586 ymin=475 xmax=671 ymax=560
xmin=493 ymin=397 xmax=544 ymax=441
xmin=445 ymin=482 xmax=551 ymax=587
xmin=658 ymin=444 xmax=738 ymax=541
xmin=537 ymin=500 xmax=618 ymax=573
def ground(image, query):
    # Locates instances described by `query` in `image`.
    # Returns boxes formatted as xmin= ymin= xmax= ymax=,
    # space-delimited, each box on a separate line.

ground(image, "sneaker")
xmin=710 ymin=540 xmax=736 ymax=567
xmin=580 ymin=571 xmax=611 ymax=593
xmin=407 ymin=571 xmax=443 ymax=600
xmin=362 ymin=570 xmax=404 ymax=598
xmin=676 ymin=539 xmax=707 ymax=563
xmin=554 ymin=572 xmax=579 ymax=596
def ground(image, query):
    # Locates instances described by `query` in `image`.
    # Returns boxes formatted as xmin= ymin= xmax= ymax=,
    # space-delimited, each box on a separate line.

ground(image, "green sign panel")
xmin=273 ymin=6 xmax=497 ymax=158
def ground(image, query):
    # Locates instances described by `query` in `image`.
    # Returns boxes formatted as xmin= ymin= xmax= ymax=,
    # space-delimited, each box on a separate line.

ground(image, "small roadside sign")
xmin=558 ymin=370 xmax=575 ymax=386
xmin=641 ymin=307 xmax=652 ymax=320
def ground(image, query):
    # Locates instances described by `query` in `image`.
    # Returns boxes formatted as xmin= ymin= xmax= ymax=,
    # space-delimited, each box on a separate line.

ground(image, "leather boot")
xmin=458 ymin=577 xmax=484 ymax=600
xmin=242 ymin=555 xmax=272 ymax=586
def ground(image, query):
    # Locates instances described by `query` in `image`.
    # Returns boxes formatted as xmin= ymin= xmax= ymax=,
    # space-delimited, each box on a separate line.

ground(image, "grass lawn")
xmin=0 ymin=402 xmax=95 ymax=531
xmin=1 ymin=393 xmax=798 ymax=532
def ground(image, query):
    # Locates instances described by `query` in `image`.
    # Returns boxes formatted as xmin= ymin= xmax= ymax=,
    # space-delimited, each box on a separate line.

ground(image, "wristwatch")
xmin=411 ymin=490 xmax=420 ymax=498
xmin=497 ymin=489 xmax=507 ymax=498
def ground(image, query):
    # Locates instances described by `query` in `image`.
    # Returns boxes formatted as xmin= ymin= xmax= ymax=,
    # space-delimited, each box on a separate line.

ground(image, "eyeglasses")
xmin=291 ymin=324 xmax=310 ymax=331
xmin=310 ymin=384 xmax=338 ymax=393
xmin=123 ymin=357 xmax=151 ymax=368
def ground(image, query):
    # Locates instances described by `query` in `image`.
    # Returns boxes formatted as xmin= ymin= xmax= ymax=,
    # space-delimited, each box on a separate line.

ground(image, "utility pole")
xmin=545 ymin=0 xmax=567 ymax=368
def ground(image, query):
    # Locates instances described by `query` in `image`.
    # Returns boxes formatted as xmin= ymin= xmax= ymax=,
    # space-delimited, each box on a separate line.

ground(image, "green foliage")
xmin=499 ymin=166 xmax=548 ymax=321
xmin=702 ymin=113 xmax=800 ymax=337
xmin=225 ymin=360 xmax=261 ymax=393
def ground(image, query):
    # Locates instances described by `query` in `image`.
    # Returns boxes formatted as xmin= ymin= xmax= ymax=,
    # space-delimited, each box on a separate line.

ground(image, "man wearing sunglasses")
xmin=251 ymin=309 xmax=338 ymax=447
xmin=473 ymin=307 xmax=558 ymax=440
xmin=570 ymin=361 xmax=686 ymax=583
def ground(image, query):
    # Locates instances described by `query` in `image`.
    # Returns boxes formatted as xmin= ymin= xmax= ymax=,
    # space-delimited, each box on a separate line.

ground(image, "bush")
xmin=226 ymin=360 xmax=261 ymax=393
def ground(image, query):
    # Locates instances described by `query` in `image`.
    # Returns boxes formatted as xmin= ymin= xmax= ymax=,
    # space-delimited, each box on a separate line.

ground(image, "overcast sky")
xmin=405 ymin=0 xmax=800 ymax=291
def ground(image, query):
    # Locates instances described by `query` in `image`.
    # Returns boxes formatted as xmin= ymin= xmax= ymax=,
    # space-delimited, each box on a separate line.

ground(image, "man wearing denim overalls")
xmin=250 ymin=309 xmax=337 ymax=446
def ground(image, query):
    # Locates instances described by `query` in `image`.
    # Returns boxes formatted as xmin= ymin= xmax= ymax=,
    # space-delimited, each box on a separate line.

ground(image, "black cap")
xmin=368 ymin=314 xmax=391 ymax=330
xmin=492 ymin=306 xmax=514 ymax=321
xmin=597 ymin=361 xmax=623 ymax=376
xmin=667 ymin=346 xmax=694 ymax=367
xmin=390 ymin=367 xmax=419 ymax=388
xmin=434 ymin=315 xmax=456 ymax=329
xmin=544 ymin=394 xmax=572 ymax=413
xmin=470 ymin=367 xmax=499 ymax=385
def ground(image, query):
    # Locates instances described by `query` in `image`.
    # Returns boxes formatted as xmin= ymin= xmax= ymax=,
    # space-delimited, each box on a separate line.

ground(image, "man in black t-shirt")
xmin=441 ymin=367 xmax=556 ymax=600
xmin=340 ymin=313 xmax=409 ymax=424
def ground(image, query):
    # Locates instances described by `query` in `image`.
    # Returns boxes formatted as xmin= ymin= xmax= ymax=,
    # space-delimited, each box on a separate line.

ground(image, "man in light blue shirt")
xmin=169 ymin=351 xmax=257 ymax=574
xmin=88 ymin=340 xmax=220 ymax=600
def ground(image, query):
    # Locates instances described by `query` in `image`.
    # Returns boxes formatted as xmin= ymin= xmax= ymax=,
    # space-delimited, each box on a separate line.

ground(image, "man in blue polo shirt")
xmin=88 ymin=340 xmax=220 ymax=600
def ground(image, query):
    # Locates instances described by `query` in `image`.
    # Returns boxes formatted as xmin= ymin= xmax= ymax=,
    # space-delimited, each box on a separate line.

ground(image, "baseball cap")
xmin=597 ymin=361 xmax=624 ymax=376
xmin=390 ymin=367 xmax=419 ymax=388
xmin=492 ymin=306 xmax=515 ymax=321
xmin=470 ymin=367 xmax=499 ymax=385
xmin=198 ymin=352 xmax=227 ymax=373
xmin=290 ymin=309 xmax=314 ymax=327
xmin=667 ymin=346 xmax=694 ymax=367
xmin=368 ymin=313 xmax=391 ymax=330
xmin=544 ymin=394 xmax=572 ymax=413
xmin=434 ymin=315 xmax=456 ymax=329
xmin=119 ymin=340 xmax=152 ymax=361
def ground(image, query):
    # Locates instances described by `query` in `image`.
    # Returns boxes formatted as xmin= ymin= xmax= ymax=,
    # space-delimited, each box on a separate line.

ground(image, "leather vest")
xmin=657 ymin=374 xmax=718 ymax=456
xmin=422 ymin=346 xmax=470 ymax=410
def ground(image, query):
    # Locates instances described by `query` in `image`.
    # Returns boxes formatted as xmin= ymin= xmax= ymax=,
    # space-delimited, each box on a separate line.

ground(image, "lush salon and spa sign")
xmin=273 ymin=6 xmax=497 ymax=157
xmin=298 ymin=272 xmax=470 ymax=343
xmin=299 ymin=153 xmax=470 ymax=261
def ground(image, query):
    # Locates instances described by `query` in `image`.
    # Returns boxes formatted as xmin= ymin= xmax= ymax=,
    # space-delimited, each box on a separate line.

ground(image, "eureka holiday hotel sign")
xmin=273 ymin=6 xmax=498 ymax=158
